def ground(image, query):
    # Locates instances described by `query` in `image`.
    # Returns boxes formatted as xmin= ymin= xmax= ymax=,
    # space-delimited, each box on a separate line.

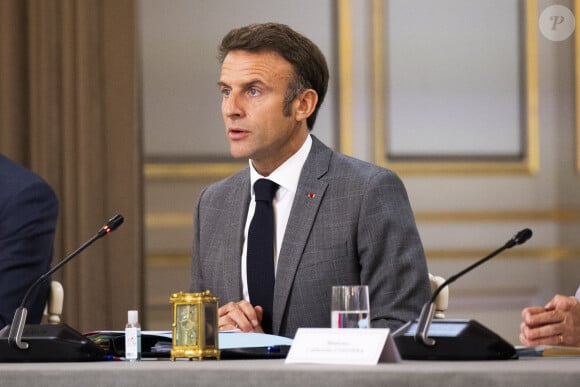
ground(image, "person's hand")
xmin=218 ymin=300 xmax=264 ymax=333
xmin=520 ymin=294 xmax=580 ymax=347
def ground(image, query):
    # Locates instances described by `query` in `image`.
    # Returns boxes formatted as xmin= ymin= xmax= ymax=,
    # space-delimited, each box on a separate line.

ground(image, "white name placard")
xmin=285 ymin=328 xmax=400 ymax=365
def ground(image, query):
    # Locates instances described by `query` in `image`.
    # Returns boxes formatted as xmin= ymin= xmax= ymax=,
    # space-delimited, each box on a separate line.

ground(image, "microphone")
xmin=394 ymin=228 xmax=532 ymax=360
xmin=0 ymin=214 xmax=124 ymax=362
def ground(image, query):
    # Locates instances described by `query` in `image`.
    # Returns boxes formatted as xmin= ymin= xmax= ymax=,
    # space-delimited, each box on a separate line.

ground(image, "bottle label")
xmin=125 ymin=327 xmax=141 ymax=360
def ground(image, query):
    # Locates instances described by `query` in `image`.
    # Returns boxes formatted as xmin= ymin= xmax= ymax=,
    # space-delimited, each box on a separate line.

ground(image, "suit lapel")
xmin=221 ymin=171 xmax=250 ymax=302
xmin=272 ymin=136 xmax=332 ymax=333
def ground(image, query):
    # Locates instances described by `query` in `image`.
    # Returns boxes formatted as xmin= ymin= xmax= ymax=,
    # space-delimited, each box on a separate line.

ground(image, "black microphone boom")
xmin=428 ymin=228 xmax=532 ymax=312
xmin=394 ymin=228 xmax=532 ymax=360
xmin=0 ymin=214 xmax=124 ymax=362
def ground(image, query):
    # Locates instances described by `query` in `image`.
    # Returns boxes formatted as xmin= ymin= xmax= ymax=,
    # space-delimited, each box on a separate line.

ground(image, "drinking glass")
xmin=331 ymin=285 xmax=370 ymax=328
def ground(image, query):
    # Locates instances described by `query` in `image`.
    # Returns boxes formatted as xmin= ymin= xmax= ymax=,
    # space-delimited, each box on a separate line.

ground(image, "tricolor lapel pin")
xmin=307 ymin=192 xmax=316 ymax=199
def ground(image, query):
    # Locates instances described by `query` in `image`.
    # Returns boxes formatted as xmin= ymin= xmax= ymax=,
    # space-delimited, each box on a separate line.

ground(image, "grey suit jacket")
xmin=190 ymin=136 xmax=430 ymax=338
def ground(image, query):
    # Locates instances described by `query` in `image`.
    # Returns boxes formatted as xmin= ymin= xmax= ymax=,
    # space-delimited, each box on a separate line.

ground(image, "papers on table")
xmin=219 ymin=331 xmax=293 ymax=349
xmin=85 ymin=330 xmax=293 ymax=358
xmin=517 ymin=345 xmax=580 ymax=357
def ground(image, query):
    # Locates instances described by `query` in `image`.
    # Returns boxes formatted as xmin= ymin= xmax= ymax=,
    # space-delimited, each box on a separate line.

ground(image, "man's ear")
xmin=294 ymin=89 xmax=318 ymax=122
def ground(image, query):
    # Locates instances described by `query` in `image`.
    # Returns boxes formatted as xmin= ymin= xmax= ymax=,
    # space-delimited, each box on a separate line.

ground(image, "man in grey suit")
xmin=190 ymin=23 xmax=431 ymax=338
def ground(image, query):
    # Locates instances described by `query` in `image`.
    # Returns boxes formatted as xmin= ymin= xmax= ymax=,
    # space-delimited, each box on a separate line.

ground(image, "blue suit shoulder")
xmin=0 ymin=154 xmax=57 ymax=206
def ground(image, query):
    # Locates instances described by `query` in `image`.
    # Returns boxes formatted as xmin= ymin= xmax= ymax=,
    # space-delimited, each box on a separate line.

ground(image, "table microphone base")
xmin=393 ymin=319 xmax=517 ymax=360
xmin=0 ymin=323 xmax=105 ymax=362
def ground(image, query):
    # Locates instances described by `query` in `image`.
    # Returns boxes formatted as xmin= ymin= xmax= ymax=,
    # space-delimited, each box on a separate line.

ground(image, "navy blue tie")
xmin=247 ymin=179 xmax=279 ymax=334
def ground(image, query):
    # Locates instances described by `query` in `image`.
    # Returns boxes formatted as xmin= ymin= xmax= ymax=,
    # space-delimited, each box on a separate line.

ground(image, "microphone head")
xmin=513 ymin=228 xmax=532 ymax=245
xmin=98 ymin=214 xmax=124 ymax=236
xmin=106 ymin=214 xmax=124 ymax=231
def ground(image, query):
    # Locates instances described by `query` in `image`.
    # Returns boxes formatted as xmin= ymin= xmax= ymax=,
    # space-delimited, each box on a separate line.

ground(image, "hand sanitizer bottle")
xmin=125 ymin=310 xmax=141 ymax=361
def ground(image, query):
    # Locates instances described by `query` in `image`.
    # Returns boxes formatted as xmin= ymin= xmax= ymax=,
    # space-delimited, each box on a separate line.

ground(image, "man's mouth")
xmin=228 ymin=128 xmax=249 ymax=139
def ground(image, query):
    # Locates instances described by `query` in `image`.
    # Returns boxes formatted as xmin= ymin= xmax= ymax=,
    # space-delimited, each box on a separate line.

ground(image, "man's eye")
xmin=221 ymin=88 xmax=231 ymax=96
xmin=248 ymin=88 xmax=259 ymax=96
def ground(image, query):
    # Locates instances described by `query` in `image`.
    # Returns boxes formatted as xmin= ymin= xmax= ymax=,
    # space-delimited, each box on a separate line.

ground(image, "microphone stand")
xmin=6 ymin=214 xmax=124 ymax=350
xmin=414 ymin=228 xmax=532 ymax=347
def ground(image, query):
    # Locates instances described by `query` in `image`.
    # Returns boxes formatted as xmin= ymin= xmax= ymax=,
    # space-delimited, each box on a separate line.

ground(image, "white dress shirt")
xmin=241 ymin=135 xmax=312 ymax=302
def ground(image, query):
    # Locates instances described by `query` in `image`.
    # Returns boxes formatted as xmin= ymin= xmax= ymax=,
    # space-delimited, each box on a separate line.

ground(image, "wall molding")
xmin=416 ymin=209 xmax=580 ymax=223
xmin=370 ymin=0 xmax=539 ymax=175
xmin=146 ymin=208 xmax=580 ymax=229
xmin=145 ymin=162 xmax=245 ymax=179
xmin=147 ymin=246 xmax=580 ymax=267
xmin=574 ymin=0 xmax=580 ymax=174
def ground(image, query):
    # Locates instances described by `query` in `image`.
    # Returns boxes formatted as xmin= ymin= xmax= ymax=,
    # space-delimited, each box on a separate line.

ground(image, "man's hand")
xmin=218 ymin=300 xmax=264 ymax=333
xmin=520 ymin=294 xmax=580 ymax=347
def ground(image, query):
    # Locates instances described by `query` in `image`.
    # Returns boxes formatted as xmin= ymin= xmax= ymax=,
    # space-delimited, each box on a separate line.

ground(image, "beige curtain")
xmin=0 ymin=0 xmax=143 ymax=331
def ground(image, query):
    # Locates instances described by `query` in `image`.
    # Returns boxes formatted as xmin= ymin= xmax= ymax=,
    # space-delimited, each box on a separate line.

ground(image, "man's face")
xmin=218 ymin=50 xmax=309 ymax=176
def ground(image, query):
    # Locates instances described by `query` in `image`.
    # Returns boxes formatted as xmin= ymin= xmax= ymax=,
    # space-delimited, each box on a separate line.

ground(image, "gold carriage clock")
xmin=170 ymin=290 xmax=220 ymax=360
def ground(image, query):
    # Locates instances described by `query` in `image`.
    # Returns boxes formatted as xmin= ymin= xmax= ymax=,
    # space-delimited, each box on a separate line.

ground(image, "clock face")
xmin=175 ymin=304 xmax=198 ymax=346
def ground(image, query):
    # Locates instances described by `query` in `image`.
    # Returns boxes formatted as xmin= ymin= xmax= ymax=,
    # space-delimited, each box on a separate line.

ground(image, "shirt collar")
xmin=249 ymin=134 xmax=312 ymax=196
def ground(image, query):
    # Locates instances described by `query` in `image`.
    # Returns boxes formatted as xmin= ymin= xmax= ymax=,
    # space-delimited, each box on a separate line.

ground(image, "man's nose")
xmin=223 ymin=93 xmax=243 ymax=118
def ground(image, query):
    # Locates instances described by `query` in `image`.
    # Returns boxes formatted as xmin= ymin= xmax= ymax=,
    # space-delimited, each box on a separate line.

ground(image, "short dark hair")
xmin=218 ymin=23 xmax=329 ymax=130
